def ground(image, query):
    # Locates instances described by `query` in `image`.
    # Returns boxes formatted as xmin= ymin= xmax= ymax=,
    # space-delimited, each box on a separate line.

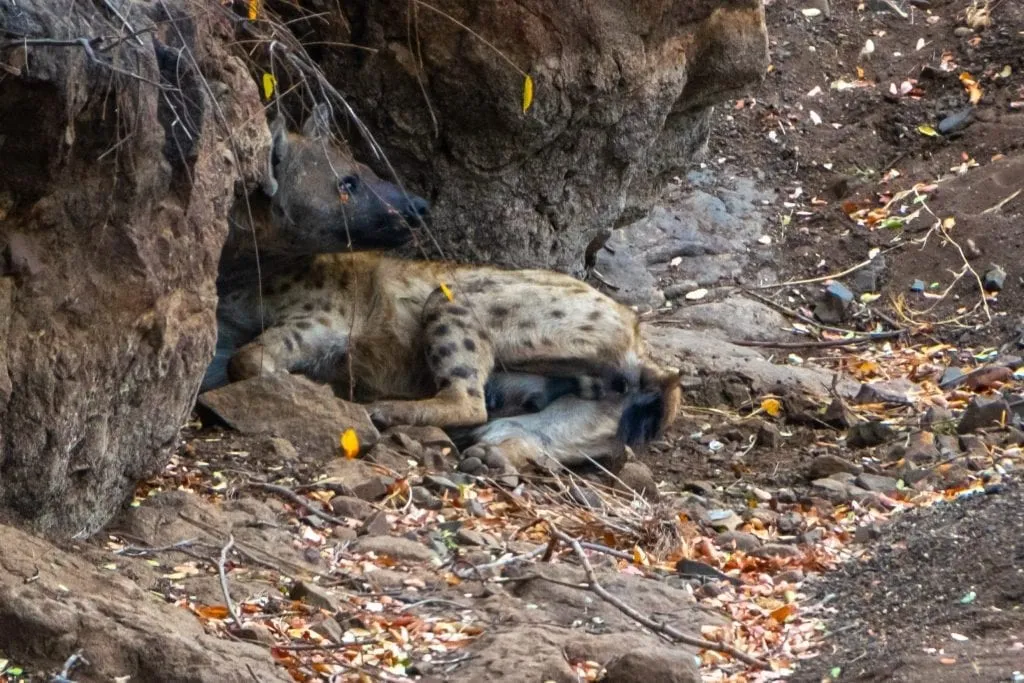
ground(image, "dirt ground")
xmin=648 ymin=0 xmax=1024 ymax=679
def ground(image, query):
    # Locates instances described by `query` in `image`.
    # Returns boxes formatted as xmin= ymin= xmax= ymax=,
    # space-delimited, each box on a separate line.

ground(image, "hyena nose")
xmin=406 ymin=196 xmax=430 ymax=219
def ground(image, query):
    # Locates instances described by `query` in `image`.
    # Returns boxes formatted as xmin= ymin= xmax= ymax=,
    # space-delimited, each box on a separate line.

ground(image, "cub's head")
xmin=262 ymin=103 xmax=427 ymax=253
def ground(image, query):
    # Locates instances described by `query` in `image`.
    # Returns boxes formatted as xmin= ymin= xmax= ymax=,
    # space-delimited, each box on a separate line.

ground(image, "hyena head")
xmin=262 ymin=103 xmax=427 ymax=253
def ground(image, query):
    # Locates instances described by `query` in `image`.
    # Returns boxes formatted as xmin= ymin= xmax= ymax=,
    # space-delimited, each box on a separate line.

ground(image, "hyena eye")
xmin=338 ymin=175 xmax=360 ymax=193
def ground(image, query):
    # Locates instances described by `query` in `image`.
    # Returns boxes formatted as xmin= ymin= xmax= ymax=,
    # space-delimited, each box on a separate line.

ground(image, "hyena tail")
xmin=612 ymin=364 xmax=682 ymax=448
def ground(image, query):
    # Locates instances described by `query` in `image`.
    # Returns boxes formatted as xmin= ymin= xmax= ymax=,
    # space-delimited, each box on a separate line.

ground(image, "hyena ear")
xmin=301 ymin=102 xmax=333 ymax=140
xmin=262 ymin=115 xmax=289 ymax=197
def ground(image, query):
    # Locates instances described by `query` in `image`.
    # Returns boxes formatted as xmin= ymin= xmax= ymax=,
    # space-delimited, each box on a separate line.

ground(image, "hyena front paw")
xmin=367 ymin=401 xmax=412 ymax=430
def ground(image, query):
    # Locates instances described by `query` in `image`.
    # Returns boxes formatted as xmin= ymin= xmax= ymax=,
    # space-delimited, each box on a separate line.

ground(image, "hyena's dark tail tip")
xmin=615 ymin=377 xmax=682 ymax=448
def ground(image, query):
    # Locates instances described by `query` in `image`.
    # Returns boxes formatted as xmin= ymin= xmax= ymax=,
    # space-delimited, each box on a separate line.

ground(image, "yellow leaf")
xmin=340 ymin=428 xmax=360 ymax=459
xmin=439 ymin=282 xmax=454 ymax=301
xmin=247 ymin=0 xmax=259 ymax=21
xmin=942 ymin=216 xmax=956 ymax=230
xmin=632 ymin=545 xmax=649 ymax=566
xmin=966 ymin=82 xmax=983 ymax=105
xmin=522 ymin=74 xmax=534 ymax=113
xmin=917 ymin=124 xmax=938 ymax=137
xmin=856 ymin=66 xmax=865 ymax=80
xmin=261 ymin=73 xmax=276 ymax=101
xmin=761 ymin=397 xmax=782 ymax=417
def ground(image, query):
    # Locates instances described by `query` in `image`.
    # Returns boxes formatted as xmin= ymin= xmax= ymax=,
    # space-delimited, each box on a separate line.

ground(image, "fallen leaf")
xmin=261 ymin=73 xmax=276 ymax=100
xmin=522 ymin=74 xmax=534 ymax=113
xmin=440 ymin=282 xmax=454 ymax=301
xmin=917 ymin=124 xmax=939 ymax=137
xmin=340 ymin=429 xmax=360 ymax=459
xmin=247 ymin=0 xmax=259 ymax=21
xmin=761 ymin=398 xmax=783 ymax=417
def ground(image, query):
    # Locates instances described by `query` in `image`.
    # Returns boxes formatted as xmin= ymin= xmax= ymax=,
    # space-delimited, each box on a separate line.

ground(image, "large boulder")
xmin=313 ymin=0 xmax=769 ymax=271
xmin=0 ymin=0 xmax=266 ymax=537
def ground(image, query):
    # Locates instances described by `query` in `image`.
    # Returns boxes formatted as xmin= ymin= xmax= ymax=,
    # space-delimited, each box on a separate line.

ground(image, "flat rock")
xmin=750 ymin=543 xmax=802 ymax=560
xmin=351 ymin=536 xmax=441 ymax=565
xmin=715 ymin=531 xmax=762 ymax=552
xmin=808 ymin=454 xmax=863 ymax=479
xmin=385 ymin=425 xmax=458 ymax=455
xmin=706 ymin=509 xmax=744 ymax=532
xmin=855 ymin=473 xmax=900 ymax=494
xmin=197 ymin=374 xmax=378 ymax=462
xmin=958 ymin=396 xmax=1012 ymax=433
xmin=290 ymin=580 xmax=341 ymax=612
xmin=601 ymin=647 xmax=701 ymax=683
xmin=320 ymin=459 xmax=394 ymax=501
xmin=328 ymin=495 xmax=374 ymax=521
xmin=0 ymin=525 xmax=289 ymax=682
xmin=854 ymin=379 xmax=915 ymax=405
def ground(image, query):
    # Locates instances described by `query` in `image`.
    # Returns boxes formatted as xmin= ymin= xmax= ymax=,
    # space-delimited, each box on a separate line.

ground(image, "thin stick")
xmin=250 ymin=481 xmax=351 ymax=526
xmin=547 ymin=525 xmax=768 ymax=670
xmin=218 ymin=535 xmax=241 ymax=626
xmin=730 ymin=330 xmax=904 ymax=349
xmin=981 ymin=188 xmax=1021 ymax=214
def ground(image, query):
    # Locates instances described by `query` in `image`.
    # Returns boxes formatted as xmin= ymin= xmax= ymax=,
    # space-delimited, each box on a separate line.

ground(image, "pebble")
xmin=957 ymin=396 xmax=1011 ymax=433
xmin=808 ymin=453 xmax=863 ymax=479
xmin=855 ymin=472 xmax=900 ymax=494
xmin=847 ymin=420 xmax=895 ymax=448
xmin=750 ymin=543 xmax=802 ymax=560
xmin=707 ymin=509 xmax=744 ymax=532
xmin=983 ymin=264 xmax=1006 ymax=292
xmin=715 ymin=531 xmax=762 ymax=552
xmin=905 ymin=431 xmax=941 ymax=463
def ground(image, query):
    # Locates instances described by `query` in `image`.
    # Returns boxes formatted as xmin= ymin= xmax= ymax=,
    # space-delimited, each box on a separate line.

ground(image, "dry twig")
xmin=218 ymin=534 xmax=241 ymax=626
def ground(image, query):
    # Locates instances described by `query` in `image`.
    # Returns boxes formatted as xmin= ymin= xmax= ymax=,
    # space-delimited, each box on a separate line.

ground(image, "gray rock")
xmin=847 ymin=421 xmax=895 ymax=448
xmin=706 ymin=509 xmax=744 ymax=532
xmin=423 ymin=475 xmax=461 ymax=496
xmin=458 ymin=456 xmax=483 ymax=473
xmin=756 ymin=421 xmax=782 ymax=449
xmin=983 ymin=264 xmax=1006 ymax=292
xmin=921 ymin=405 xmax=954 ymax=430
xmin=939 ymin=367 xmax=966 ymax=389
xmin=328 ymin=496 xmax=374 ymax=521
xmin=854 ymin=379 xmax=915 ymax=405
xmin=822 ymin=398 xmax=857 ymax=428
xmin=617 ymin=462 xmax=661 ymax=501
xmin=358 ymin=510 xmax=391 ymax=537
xmin=290 ymin=581 xmax=341 ymax=611
xmin=410 ymin=486 xmax=443 ymax=510
xmin=750 ymin=543 xmax=802 ymax=560
xmin=905 ymin=431 xmax=941 ymax=463
xmin=601 ymin=647 xmax=701 ymax=683
xmin=197 ymin=374 xmax=379 ymax=462
xmin=808 ymin=454 xmax=863 ymax=479
xmin=957 ymin=396 xmax=1012 ymax=433
xmin=320 ymin=459 xmax=393 ymax=501
xmin=715 ymin=531 xmax=761 ymax=552
xmin=855 ymin=473 xmax=900 ymax=494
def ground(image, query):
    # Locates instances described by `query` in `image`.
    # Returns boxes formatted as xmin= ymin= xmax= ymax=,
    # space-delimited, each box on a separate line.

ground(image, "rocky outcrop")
xmin=312 ymin=0 xmax=769 ymax=271
xmin=0 ymin=0 xmax=266 ymax=537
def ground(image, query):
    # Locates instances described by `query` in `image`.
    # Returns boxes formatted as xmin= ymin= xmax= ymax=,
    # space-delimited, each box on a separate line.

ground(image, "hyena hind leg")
xmin=368 ymin=288 xmax=494 ymax=429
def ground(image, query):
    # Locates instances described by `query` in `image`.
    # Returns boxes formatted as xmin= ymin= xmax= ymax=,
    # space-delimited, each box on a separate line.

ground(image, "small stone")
xmin=855 ymin=473 xmax=900 ymax=494
xmin=814 ymin=283 xmax=853 ymax=323
xmin=811 ymin=477 xmax=859 ymax=502
xmin=939 ymin=367 xmax=966 ymax=389
xmin=808 ymin=454 xmax=863 ymax=479
xmin=999 ymin=355 xmax=1024 ymax=370
xmin=953 ymin=26 xmax=975 ymax=37
xmin=359 ymin=510 xmax=391 ymax=536
xmin=938 ymin=105 xmax=974 ymax=134
xmin=777 ymin=569 xmax=805 ymax=583
xmin=310 ymin=616 xmax=344 ymax=643
xmin=957 ymin=396 xmax=1012 ymax=433
xmin=756 ymin=421 xmax=781 ymax=449
xmin=822 ymin=398 xmax=856 ymax=428
xmin=941 ymin=465 xmax=972 ymax=488
xmin=777 ymin=512 xmax=804 ymax=534
xmin=775 ymin=488 xmax=797 ymax=504
xmin=684 ymin=481 xmax=718 ymax=497
xmin=329 ymin=495 xmax=374 ymax=521
xmin=706 ymin=509 xmax=744 ymax=532
xmin=385 ymin=425 xmax=456 ymax=455
xmin=383 ymin=430 xmax=424 ymax=459
xmin=750 ymin=543 xmax=802 ymax=560
xmin=457 ymin=456 xmax=483 ymax=473
xmin=982 ymin=264 xmax=1006 ymax=292
xmin=748 ymin=508 xmax=779 ymax=526
xmin=455 ymin=528 xmax=498 ymax=547
xmin=464 ymin=498 xmax=487 ymax=517
xmin=909 ymin=279 xmax=926 ymax=293
xmin=290 ymin=581 xmax=340 ymax=611
xmin=411 ymin=486 xmax=443 ymax=510
xmin=853 ymin=523 xmax=884 ymax=543
xmin=921 ymin=405 xmax=954 ymax=430
xmin=364 ymin=443 xmax=413 ymax=474
xmin=847 ymin=421 xmax=894 ymax=448
xmin=715 ymin=531 xmax=761 ymax=552
xmin=801 ymin=527 xmax=826 ymax=545
xmin=901 ymin=466 xmax=936 ymax=487
xmin=617 ymin=461 xmax=661 ymax=501
xmin=936 ymin=433 xmax=960 ymax=455
xmin=826 ymin=281 xmax=854 ymax=303
xmin=854 ymin=379 xmax=914 ymax=405
xmin=423 ymin=474 xmax=461 ymax=496
xmin=905 ymin=431 xmax=941 ymax=463
xmin=351 ymin=536 xmax=440 ymax=564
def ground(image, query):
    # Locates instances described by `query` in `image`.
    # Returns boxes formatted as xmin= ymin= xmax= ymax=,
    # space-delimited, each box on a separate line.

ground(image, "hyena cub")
xmin=206 ymin=105 xmax=680 ymax=473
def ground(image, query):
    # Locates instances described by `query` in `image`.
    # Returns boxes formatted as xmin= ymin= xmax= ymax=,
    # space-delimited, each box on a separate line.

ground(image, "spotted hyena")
xmin=203 ymin=104 xmax=427 ymax=391
xmin=206 ymin=105 xmax=680 ymax=472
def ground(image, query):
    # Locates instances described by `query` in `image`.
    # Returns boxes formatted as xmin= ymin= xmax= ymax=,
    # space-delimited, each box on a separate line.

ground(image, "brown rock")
xmin=603 ymin=648 xmax=701 ymax=683
xmin=351 ymin=536 xmax=441 ymax=565
xmin=320 ymin=459 xmax=394 ymax=501
xmin=328 ymin=495 xmax=374 ymax=521
xmin=750 ymin=543 xmax=802 ymax=560
xmin=197 ymin=374 xmax=379 ymax=462
xmin=321 ymin=1 xmax=768 ymax=271
xmin=808 ymin=454 xmax=863 ymax=479
xmin=905 ymin=431 xmax=941 ymax=463
xmin=290 ymin=581 xmax=340 ymax=612
xmin=617 ymin=461 xmax=661 ymax=501
xmin=385 ymin=426 xmax=457 ymax=456
xmin=359 ymin=510 xmax=392 ymax=537
xmin=715 ymin=531 xmax=761 ymax=552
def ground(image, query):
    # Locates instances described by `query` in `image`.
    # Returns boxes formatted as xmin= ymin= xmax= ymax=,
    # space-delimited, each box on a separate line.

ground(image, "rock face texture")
xmin=0 ymin=0 xmax=266 ymax=537
xmin=315 ymin=0 xmax=769 ymax=271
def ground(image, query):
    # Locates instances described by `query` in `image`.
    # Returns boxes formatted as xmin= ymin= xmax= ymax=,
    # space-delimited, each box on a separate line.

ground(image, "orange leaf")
xmin=247 ymin=0 xmax=259 ymax=21
xmin=340 ymin=428 xmax=360 ymax=459
xmin=194 ymin=604 xmax=230 ymax=619
xmin=770 ymin=604 xmax=797 ymax=623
